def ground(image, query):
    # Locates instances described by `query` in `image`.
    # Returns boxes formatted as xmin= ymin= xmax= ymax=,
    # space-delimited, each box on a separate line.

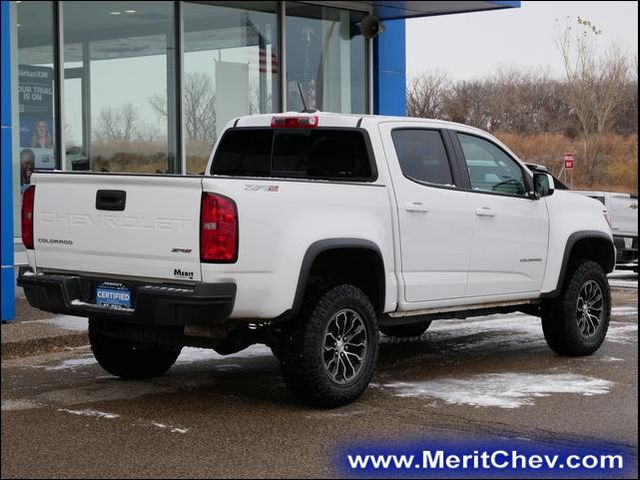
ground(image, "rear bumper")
xmin=17 ymin=272 xmax=236 ymax=326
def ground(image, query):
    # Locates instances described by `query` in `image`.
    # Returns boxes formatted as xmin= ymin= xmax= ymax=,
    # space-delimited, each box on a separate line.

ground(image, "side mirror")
xmin=532 ymin=172 xmax=555 ymax=199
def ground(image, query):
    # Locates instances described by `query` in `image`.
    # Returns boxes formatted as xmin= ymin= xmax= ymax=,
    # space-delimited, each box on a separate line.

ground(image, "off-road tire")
xmin=89 ymin=318 xmax=182 ymax=379
xmin=379 ymin=321 xmax=432 ymax=338
xmin=279 ymin=285 xmax=379 ymax=407
xmin=541 ymin=260 xmax=611 ymax=356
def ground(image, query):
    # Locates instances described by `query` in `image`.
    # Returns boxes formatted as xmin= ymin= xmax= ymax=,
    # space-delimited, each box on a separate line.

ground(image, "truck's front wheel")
xmin=279 ymin=285 xmax=379 ymax=407
xmin=541 ymin=260 xmax=611 ymax=356
xmin=89 ymin=319 xmax=182 ymax=379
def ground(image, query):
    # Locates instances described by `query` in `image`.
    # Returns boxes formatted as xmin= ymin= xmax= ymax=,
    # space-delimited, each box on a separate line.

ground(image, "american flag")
xmin=259 ymin=44 xmax=279 ymax=74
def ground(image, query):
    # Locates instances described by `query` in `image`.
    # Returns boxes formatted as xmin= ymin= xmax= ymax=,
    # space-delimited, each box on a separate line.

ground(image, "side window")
xmin=391 ymin=129 xmax=454 ymax=186
xmin=457 ymin=133 xmax=527 ymax=196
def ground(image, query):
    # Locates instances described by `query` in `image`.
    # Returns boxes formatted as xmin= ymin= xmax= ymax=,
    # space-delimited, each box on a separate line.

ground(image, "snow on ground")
xmin=147 ymin=422 xmax=190 ymax=434
xmin=57 ymin=408 xmax=120 ymax=419
xmin=382 ymin=373 xmax=614 ymax=409
xmin=608 ymin=270 xmax=638 ymax=289
xmin=175 ymin=344 xmax=272 ymax=364
xmin=36 ymin=355 xmax=97 ymax=371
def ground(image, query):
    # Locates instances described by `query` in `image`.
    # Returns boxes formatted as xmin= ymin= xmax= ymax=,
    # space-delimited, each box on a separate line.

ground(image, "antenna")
xmin=296 ymin=81 xmax=317 ymax=113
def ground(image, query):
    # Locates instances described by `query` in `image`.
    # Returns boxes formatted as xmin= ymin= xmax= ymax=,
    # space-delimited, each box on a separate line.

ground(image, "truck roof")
xmin=233 ymin=111 xmax=489 ymax=137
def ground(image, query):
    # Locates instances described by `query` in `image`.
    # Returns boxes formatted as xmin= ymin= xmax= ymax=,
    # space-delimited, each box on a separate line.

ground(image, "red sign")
xmin=564 ymin=152 xmax=575 ymax=171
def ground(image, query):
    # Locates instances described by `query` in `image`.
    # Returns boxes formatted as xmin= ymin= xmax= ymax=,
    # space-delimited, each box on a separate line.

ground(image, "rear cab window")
xmin=211 ymin=128 xmax=376 ymax=182
xmin=391 ymin=129 xmax=454 ymax=186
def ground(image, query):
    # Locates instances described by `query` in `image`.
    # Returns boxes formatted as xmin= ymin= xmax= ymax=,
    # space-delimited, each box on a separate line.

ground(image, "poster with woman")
xmin=18 ymin=65 xmax=55 ymax=171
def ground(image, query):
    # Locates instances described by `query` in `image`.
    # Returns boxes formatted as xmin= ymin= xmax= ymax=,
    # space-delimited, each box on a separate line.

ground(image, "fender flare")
xmin=541 ymin=230 xmax=615 ymax=299
xmin=290 ymin=238 xmax=385 ymax=316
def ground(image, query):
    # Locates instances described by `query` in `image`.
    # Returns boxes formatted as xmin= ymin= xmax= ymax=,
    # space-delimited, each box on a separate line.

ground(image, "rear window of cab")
xmin=211 ymin=128 xmax=376 ymax=182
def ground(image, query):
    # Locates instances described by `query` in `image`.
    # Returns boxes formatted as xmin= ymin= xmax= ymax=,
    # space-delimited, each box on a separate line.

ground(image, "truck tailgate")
xmin=32 ymin=173 xmax=203 ymax=282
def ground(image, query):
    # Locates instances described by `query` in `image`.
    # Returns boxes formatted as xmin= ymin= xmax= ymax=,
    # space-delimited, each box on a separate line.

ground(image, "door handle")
xmin=405 ymin=202 xmax=429 ymax=213
xmin=475 ymin=207 xmax=495 ymax=217
xmin=96 ymin=190 xmax=126 ymax=211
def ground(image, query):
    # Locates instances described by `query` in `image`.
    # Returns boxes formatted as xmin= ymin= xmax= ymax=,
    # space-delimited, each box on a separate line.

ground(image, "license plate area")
xmin=96 ymin=281 xmax=132 ymax=309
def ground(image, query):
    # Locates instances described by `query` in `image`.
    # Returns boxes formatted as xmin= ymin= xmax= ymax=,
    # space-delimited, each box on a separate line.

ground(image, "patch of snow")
xmin=602 ymin=357 xmax=624 ymax=362
xmin=35 ymin=355 xmax=97 ymax=371
xmin=608 ymin=280 xmax=638 ymax=289
xmin=58 ymin=408 xmax=120 ymax=419
xmin=421 ymin=315 xmax=636 ymax=349
xmin=382 ymin=373 xmax=613 ymax=409
xmin=611 ymin=306 xmax=638 ymax=316
xmin=176 ymin=344 xmax=272 ymax=364
xmin=605 ymin=323 xmax=638 ymax=343
xmin=1 ymin=399 xmax=41 ymax=411
xmin=149 ymin=421 xmax=190 ymax=434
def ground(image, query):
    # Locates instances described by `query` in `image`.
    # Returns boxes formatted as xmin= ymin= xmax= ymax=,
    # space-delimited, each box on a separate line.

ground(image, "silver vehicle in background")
xmin=527 ymin=163 xmax=638 ymax=273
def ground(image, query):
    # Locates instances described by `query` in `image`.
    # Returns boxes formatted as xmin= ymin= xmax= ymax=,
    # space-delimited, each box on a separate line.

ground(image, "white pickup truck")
xmin=18 ymin=113 xmax=615 ymax=407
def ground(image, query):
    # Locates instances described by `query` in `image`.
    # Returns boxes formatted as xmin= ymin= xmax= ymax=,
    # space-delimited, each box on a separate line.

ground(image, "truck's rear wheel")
xmin=379 ymin=321 xmax=431 ymax=338
xmin=279 ymin=285 xmax=379 ymax=407
xmin=89 ymin=318 xmax=182 ymax=379
xmin=541 ymin=260 xmax=611 ymax=356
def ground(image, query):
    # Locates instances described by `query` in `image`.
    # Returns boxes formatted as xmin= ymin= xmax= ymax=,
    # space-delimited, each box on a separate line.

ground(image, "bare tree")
xmin=407 ymin=70 xmax=450 ymax=118
xmin=94 ymin=103 xmax=140 ymax=141
xmin=555 ymin=16 xmax=631 ymax=185
xmin=149 ymin=72 xmax=216 ymax=141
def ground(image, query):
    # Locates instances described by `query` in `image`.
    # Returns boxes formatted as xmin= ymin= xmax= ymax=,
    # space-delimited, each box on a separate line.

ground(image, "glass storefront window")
xmin=11 ymin=1 xmax=370 ymax=191
xmin=183 ymin=1 xmax=279 ymax=174
xmin=285 ymin=2 xmax=367 ymax=114
xmin=12 ymin=0 xmax=57 ymax=238
xmin=63 ymin=1 xmax=177 ymax=173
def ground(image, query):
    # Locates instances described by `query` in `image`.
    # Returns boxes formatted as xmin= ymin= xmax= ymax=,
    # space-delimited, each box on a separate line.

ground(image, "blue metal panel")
xmin=488 ymin=1 xmax=521 ymax=7
xmin=1 ymin=0 xmax=15 ymax=322
xmin=1 ymin=0 xmax=9 ymax=127
xmin=372 ymin=1 xmax=520 ymax=20
xmin=374 ymin=18 xmax=406 ymax=116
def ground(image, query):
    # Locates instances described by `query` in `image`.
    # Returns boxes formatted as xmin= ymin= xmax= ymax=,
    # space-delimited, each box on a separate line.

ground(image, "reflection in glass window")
xmin=286 ymin=2 xmax=367 ymax=114
xmin=12 ymin=0 xmax=57 ymax=237
xmin=458 ymin=133 xmax=526 ymax=196
xmin=184 ymin=1 xmax=279 ymax=174
xmin=63 ymin=1 xmax=177 ymax=174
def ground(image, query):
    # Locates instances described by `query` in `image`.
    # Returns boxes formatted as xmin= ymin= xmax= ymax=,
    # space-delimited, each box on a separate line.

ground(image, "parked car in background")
xmin=526 ymin=163 xmax=638 ymax=273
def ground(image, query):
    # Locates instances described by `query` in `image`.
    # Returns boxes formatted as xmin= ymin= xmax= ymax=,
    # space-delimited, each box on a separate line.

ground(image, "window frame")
xmin=390 ymin=127 xmax=464 ymax=191
xmin=449 ymin=130 xmax=535 ymax=199
xmin=209 ymin=126 xmax=379 ymax=183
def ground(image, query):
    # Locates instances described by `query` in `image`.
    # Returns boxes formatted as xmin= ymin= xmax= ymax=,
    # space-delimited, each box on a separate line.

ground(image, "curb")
xmin=1 ymin=332 xmax=89 ymax=360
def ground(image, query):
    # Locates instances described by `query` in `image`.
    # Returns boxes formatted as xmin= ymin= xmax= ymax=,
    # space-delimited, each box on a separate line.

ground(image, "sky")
xmin=406 ymin=1 xmax=639 ymax=82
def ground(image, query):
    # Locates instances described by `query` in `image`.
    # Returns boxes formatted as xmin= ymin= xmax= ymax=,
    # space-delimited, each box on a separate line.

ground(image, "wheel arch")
xmin=542 ymin=230 xmax=615 ymax=299
xmin=291 ymin=239 xmax=386 ymax=316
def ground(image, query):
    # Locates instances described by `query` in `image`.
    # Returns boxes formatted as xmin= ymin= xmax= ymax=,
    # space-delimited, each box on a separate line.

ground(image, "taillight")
xmin=271 ymin=115 xmax=318 ymax=128
xmin=200 ymin=192 xmax=238 ymax=262
xmin=21 ymin=186 xmax=35 ymax=249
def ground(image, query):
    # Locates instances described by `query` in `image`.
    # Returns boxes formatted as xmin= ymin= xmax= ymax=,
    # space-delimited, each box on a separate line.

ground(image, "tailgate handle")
xmin=96 ymin=190 xmax=126 ymax=211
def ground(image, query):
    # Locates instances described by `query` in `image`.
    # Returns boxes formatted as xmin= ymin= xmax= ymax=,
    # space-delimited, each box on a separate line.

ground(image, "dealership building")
xmin=1 ymin=0 xmax=519 ymax=321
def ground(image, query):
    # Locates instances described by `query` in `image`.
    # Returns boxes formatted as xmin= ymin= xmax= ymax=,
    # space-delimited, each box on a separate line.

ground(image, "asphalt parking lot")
xmin=1 ymin=273 xmax=637 ymax=478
